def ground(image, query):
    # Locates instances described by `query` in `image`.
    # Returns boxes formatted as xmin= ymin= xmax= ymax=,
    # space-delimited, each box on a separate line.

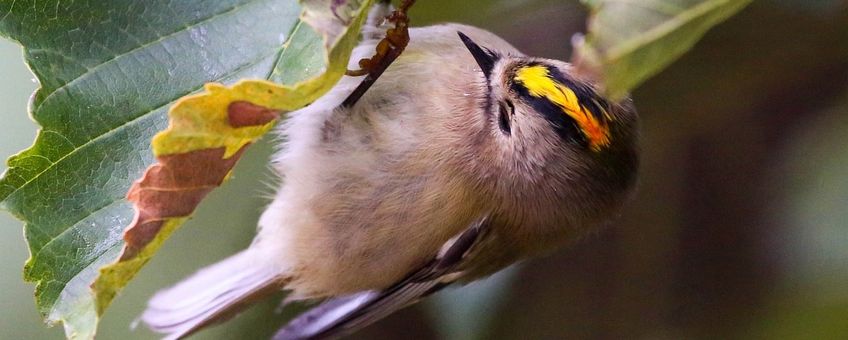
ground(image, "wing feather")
xmin=273 ymin=217 xmax=489 ymax=340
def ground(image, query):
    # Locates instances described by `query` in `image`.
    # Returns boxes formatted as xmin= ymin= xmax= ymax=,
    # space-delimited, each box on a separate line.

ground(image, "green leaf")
xmin=575 ymin=0 xmax=754 ymax=100
xmin=0 ymin=0 xmax=368 ymax=338
xmin=94 ymin=0 xmax=375 ymax=320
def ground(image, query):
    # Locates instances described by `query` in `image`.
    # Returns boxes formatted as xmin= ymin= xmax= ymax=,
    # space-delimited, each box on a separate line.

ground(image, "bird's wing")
xmin=272 ymin=216 xmax=491 ymax=340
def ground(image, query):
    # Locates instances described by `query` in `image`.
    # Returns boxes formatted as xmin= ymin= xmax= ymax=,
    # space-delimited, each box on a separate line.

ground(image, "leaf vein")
xmin=0 ymin=0 xmax=16 ymax=24
xmin=46 ymin=242 xmax=124 ymax=320
xmin=34 ymin=0 xmax=264 ymax=110
xmin=30 ymin=200 xmax=126 ymax=262
xmin=2 ymin=45 xmax=283 ymax=202
xmin=266 ymin=19 xmax=305 ymax=80
xmin=13 ymin=153 xmax=54 ymax=165
xmin=606 ymin=0 xmax=751 ymax=61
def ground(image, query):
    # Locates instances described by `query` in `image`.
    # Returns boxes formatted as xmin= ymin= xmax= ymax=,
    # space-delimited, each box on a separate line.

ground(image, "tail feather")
xmin=141 ymin=250 xmax=282 ymax=339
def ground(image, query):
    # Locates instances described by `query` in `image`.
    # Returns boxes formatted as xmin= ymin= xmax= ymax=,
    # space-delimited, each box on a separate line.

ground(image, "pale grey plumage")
xmin=141 ymin=4 xmax=639 ymax=339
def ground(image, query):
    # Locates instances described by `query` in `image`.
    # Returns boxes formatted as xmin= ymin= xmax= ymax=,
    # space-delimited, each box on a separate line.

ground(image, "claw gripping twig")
xmin=341 ymin=0 xmax=416 ymax=108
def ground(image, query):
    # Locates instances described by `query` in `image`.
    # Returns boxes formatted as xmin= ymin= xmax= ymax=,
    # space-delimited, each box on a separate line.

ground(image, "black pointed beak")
xmin=458 ymin=31 xmax=498 ymax=79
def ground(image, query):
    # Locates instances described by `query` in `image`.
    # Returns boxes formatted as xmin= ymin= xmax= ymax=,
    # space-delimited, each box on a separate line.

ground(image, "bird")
xmin=140 ymin=4 xmax=639 ymax=339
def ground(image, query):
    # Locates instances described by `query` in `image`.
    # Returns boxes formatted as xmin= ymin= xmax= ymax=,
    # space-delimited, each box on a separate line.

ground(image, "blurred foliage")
xmin=575 ymin=0 xmax=753 ymax=101
xmin=2 ymin=0 xmax=848 ymax=339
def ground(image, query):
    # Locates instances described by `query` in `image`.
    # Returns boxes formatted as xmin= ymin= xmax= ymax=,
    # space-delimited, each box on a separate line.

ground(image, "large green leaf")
xmin=575 ymin=0 xmax=754 ymax=100
xmin=0 ymin=0 xmax=340 ymax=338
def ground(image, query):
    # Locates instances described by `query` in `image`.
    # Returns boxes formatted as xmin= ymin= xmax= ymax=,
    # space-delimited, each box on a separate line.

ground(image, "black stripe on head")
xmin=509 ymin=63 xmax=610 ymax=147
xmin=544 ymin=66 xmax=610 ymax=122
xmin=512 ymin=82 xmax=587 ymax=147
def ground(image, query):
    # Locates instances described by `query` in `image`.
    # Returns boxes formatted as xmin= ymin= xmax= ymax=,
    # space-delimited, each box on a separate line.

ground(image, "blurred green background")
xmin=2 ymin=0 xmax=847 ymax=339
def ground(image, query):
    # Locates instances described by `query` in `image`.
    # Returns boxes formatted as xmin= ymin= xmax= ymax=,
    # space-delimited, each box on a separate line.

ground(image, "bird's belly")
xmin=259 ymin=113 xmax=482 ymax=298
xmin=273 ymin=163 xmax=480 ymax=297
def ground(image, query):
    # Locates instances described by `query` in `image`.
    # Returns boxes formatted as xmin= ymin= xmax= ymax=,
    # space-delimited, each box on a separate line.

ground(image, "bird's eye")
xmin=498 ymin=100 xmax=514 ymax=135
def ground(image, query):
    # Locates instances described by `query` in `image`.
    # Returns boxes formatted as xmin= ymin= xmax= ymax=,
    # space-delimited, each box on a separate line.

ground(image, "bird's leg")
xmin=341 ymin=0 xmax=416 ymax=108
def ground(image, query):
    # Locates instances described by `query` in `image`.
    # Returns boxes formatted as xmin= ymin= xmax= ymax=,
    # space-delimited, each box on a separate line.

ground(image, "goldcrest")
xmin=141 ymin=5 xmax=639 ymax=339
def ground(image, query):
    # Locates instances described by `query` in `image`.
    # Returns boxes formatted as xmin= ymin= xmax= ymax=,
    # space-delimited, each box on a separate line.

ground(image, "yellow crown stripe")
xmin=514 ymin=65 xmax=610 ymax=150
